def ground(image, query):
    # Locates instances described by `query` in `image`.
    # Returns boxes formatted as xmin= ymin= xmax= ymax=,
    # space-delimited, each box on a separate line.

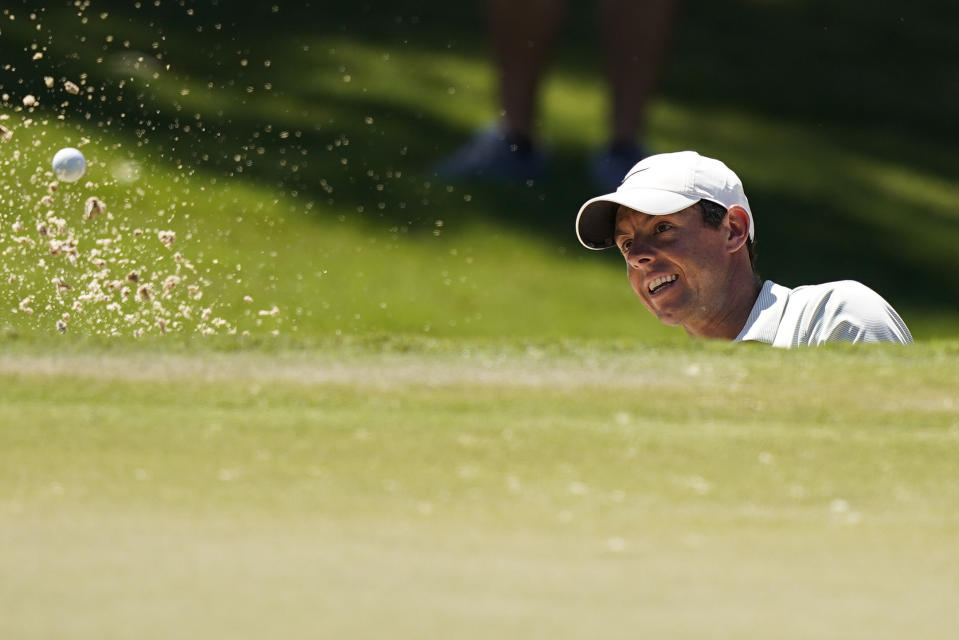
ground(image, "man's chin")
xmin=642 ymin=287 xmax=686 ymax=321
xmin=654 ymin=314 xmax=684 ymax=328
xmin=650 ymin=298 xmax=694 ymax=327
xmin=643 ymin=304 xmax=684 ymax=327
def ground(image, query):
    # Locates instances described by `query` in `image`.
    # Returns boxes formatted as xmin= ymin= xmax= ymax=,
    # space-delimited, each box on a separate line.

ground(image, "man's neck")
xmin=685 ymin=274 xmax=763 ymax=341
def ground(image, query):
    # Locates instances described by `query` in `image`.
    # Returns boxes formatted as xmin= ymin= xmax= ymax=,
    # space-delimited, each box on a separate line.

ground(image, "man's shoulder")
xmin=781 ymin=280 xmax=912 ymax=345
xmin=788 ymin=280 xmax=884 ymax=306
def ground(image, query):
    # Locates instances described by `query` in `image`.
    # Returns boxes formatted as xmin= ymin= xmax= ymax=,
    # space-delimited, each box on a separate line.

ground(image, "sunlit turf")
xmin=0 ymin=107 xmax=683 ymax=341
xmin=1 ymin=340 xmax=957 ymax=639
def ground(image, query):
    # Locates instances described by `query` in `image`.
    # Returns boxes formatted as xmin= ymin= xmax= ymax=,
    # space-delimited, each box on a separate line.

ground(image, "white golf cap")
xmin=575 ymin=150 xmax=754 ymax=249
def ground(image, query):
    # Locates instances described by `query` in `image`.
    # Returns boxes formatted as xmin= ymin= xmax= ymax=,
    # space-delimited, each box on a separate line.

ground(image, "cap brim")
xmin=575 ymin=189 xmax=700 ymax=250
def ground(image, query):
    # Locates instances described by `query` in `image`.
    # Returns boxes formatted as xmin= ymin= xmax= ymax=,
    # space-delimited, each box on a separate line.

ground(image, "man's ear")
xmin=725 ymin=205 xmax=751 ymax=253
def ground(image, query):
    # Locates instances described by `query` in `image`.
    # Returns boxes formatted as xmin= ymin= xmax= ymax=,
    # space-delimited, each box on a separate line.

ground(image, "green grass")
xmin=1 ymin=3 xmax=959 ymax=637
xmin=1 ymin=341 xmax=958 ymax=638
xmin=1 ymin=2 xmax=958 ymax=342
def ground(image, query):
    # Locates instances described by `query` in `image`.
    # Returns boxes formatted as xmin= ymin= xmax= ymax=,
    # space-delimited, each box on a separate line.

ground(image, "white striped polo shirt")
xmin=734 ymin=280 xmax=913 ymax=347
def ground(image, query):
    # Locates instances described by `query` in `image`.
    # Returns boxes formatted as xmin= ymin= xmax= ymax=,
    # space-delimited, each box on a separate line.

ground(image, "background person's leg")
xmin=435 ymin=0 xmax=563 ymax=181
xmin=591 ymin=0 xmax=678 ymax=190
xmin=488 ymin=0 xmax=566 ymax=144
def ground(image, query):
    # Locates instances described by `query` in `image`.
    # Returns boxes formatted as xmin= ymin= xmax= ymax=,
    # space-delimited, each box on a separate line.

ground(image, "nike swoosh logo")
xmin=621 ymin=166 xmax=648 ymax=185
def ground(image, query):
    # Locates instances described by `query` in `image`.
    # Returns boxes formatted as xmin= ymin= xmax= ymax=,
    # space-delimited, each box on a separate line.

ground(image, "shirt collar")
xmin=734 ymin=280 xmax=790 ymax=344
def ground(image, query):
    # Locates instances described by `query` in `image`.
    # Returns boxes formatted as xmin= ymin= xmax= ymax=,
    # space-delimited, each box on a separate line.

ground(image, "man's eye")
xmin=655 ymin=223 xmax=672 ymax=233
xmin=620 ymin=240 xmax=632 ymax=253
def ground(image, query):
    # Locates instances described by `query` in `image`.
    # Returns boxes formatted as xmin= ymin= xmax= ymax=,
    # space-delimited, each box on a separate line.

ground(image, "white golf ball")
xmin=52 ymin=147 xmax=86 ymax=182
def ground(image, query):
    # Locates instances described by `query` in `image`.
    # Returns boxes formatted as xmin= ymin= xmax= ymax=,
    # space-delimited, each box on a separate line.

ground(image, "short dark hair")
xmin=698 ymin=199 xmax=758 ymax=272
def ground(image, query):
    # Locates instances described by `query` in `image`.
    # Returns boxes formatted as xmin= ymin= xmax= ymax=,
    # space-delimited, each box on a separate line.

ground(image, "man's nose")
xmin=626 ymin=240 xmax=655 ymax=269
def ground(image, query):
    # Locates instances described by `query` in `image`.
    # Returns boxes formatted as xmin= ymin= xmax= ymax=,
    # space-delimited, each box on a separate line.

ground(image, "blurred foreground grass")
xmin=1 ymin=340 xmax=957 ymax=639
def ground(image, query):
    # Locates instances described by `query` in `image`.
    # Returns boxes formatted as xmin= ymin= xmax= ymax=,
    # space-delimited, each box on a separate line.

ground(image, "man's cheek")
xmin=627 ymin=272 xmax=645 ymax=299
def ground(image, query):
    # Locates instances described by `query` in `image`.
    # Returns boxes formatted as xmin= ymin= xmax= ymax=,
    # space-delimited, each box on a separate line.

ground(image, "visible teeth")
xmin=648 ymin=274 xmax=678 ymax=292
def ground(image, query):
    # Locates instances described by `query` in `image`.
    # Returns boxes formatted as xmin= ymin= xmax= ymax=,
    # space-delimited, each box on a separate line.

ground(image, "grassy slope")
xmin=1 ymin=4 xmax=958 ymax=637
xmin=0 ymin=1 xmax=957 ymax=343
xmin=1 ymin=343 xmax=958 ymax=639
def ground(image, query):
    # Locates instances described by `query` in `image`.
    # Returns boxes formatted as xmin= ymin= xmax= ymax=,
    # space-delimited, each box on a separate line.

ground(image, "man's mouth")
xmin=648 ymin=274 xmax=678 ymax=296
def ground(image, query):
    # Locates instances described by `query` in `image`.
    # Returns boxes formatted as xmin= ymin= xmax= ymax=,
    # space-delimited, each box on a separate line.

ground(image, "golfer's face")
xmin=613 ymin=205 xmax=733 ymax=332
